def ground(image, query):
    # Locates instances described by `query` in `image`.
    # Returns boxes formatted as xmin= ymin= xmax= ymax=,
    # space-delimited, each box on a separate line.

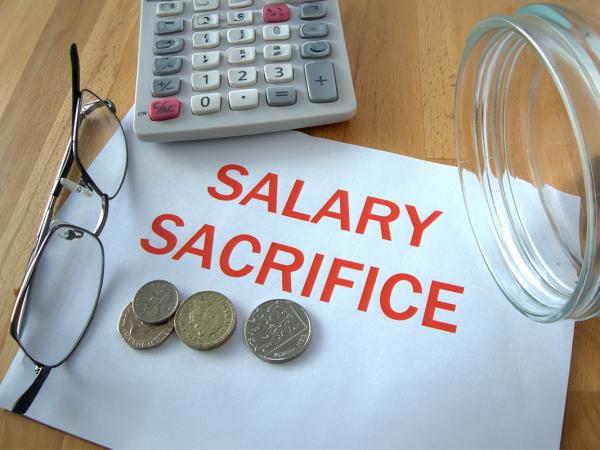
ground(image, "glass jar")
xmin=455 ymin=2 xmax=600 ymax=322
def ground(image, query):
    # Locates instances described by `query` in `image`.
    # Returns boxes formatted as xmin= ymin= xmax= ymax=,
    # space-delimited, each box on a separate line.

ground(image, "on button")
xmin=149 ymin=98 xmax=181 ymax=120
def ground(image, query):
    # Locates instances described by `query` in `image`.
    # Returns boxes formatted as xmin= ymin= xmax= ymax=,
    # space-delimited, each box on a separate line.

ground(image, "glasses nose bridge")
xmin=60 ymin=177 xmax=94 ymax=197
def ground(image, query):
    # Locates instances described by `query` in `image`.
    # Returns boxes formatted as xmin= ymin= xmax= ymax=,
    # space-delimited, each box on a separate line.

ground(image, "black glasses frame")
xmin=8 ymin=43 xmax=128 ymax=414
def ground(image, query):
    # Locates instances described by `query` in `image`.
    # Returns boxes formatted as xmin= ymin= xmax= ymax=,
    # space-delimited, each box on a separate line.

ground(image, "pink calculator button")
xmin=149 ymin=99 xmax=180 ymax=121
xmin=263 ymin=3 xmax=290 ymax=23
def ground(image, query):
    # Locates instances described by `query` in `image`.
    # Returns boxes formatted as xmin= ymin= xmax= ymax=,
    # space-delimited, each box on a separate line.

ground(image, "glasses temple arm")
xmin=11 ymin=365 xmax=52 ymax=415
xmin=70 ymin=43 xmax=80 ymax=131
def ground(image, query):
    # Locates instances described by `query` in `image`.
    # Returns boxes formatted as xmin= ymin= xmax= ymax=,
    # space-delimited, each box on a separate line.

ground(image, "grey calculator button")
xmin=153 ymin=37 xmax=184 ymax=55
xmin=301 ymin=41 xmax=330 ymax=58
xmin=305 ymin=61 xmax=337 ymax=103
xmin=300 ymin=3 xmax=327 ymax=20
xmin=300 ymin=23 xmax=329 ymax=38
xmin=266 ymin=86 xmax=297 ymax=106
xmin=153 ymin=57 xmax=183 ymax=75
xmin=155 ymin=19 xmax=184 ymax=35
xmin=152 ymin=77 xmax=181 ymax=97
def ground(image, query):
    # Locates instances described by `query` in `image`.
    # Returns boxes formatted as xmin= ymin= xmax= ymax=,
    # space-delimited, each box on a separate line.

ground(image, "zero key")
xmin=304 ymin=61 xmax=338 ymax=103
xmin=149 ymin=98 xmax=181 ymax=120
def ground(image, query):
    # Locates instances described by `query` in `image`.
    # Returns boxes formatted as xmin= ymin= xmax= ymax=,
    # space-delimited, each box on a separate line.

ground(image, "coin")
xmin=118 ymin=302 xmax=174 ymax=349
xmin=132 ymin=280 xmax=179 ymax=324
xmin=174 ymin=291 xmax=237 ymax=350
xmin=244 ymin=299 xmax=312 ymax=363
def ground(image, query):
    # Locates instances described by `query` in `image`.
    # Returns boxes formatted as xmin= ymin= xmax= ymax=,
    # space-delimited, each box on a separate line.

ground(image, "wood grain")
xmin=0 ymin=0 xmax=598 ymax=448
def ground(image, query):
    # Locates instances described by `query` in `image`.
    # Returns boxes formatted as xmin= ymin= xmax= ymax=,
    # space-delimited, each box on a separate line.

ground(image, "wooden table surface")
xmin=1 ymin=0 xmax=599 ymax=448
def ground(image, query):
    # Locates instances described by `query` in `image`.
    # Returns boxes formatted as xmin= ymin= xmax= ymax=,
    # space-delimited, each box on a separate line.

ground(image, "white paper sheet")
xmin=0 ymin=110 xmax=574 ymax=449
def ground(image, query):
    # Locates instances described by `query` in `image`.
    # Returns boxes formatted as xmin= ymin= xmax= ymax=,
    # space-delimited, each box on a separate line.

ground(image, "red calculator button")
xmin=263 ymin=4 xmax=289 ymax=23
xmin=149 ymin=98 xmax=180 ymax=121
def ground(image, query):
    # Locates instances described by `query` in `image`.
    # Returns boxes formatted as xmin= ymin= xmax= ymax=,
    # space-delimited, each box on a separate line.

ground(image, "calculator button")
xmin=263 ymin=4 xmax=290 ymax=23
xmin=149 ymin=98 xmax=181 ymax=121
xmin=191 ymin=93 xmax=221 ymax=114
xmin=192 ymin=51 xmax=221 ymax=69
xmin=154 ymin=37 xmax=184 ymax=55
xmin=153 ymin=57 xmax=183 ymax=75
xmin=266 ymin=86 xmax=297 ymax=106
xmin=152 ymin=77 xmax=181 ymax=97
xmin=192 ymin=13 xmax=220 ymax=29
xmin=156 ymin=1 xmax=184 ymax=17
xmin=263 ymin=24 xmax=290 ymax=41
xmin=300 ymin=22 xmax=328 ymax=38
xmin=155 ymin=19 xmax=184 ymax=35
xmin=264 ymin=63 xmax=293 ymax=83
xmin=263 ymin=44 xmax=292 ymax=62
xmin=301 ymin=40 xmax=330 ymax=58
xmin=193 ymin=31 xmax=220 ymax=48
xmin=300 ymin=3 xmax=326 ymax=20
xmin=229 ymin=89 xmax=259 ymax=110
xmin=227 ymin=28 xmax=255 ymax=44
xmin=192 ymin=71 xmax=221 ymax=91
xmin=227 ymin=10 xmax=253 ymax=25
xmin=228 ymin=67 xmax=258 ymax=87
xmin=229 ymin=0 xmax=253 ymax=8
xmin=305 ymin=61 xmax=337 ymax=102
xmin=193 ymin=0 xmax=219 ymax=11
xmin=228 ymin=47 xmax=256 ymax=64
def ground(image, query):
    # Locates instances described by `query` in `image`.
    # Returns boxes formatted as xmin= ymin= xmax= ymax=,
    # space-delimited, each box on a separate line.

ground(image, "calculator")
xmin=133 ymin=0 xmax=356 ymax=142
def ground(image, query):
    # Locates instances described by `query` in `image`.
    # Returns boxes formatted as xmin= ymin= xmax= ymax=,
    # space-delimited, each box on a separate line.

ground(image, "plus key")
xmin=263 ymin=3 xmax=289 ymax=23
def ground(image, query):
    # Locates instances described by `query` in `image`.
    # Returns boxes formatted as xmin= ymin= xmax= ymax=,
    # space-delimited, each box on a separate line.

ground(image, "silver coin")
xmin=118 ymin=302 xmax=174 ymax=349
xmin=132 ymin=280 xmax=179 ymax=324
xmin=244 ymin=299 xmax=312 ymax=363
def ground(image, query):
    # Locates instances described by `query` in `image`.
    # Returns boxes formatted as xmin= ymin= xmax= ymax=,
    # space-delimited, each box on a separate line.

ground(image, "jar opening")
xmin=456 ymin=4 xmax=600 ymax=321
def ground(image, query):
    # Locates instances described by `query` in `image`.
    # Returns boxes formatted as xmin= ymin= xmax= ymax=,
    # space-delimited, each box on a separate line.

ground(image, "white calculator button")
xmin=192 ymin=71 xmax=221 ymax=91
xmin=227 ymin=28 xmax=255 ymax=44
xmin=156 ymin=1 xmax=184 ymax=17
xmin=228 ymin=0 xmax=253 ymax=8
xmin=264 ymin=63 xmax=293 ymax=83
xmin=263 ymin=44 xmax=292 ymax=62
xmin=229 ymin=89 xmax=259 ymax=110
xmin=227 ymin=10 xmax=253 ymax=25
xmin=228 ymin=47 xmax=256 ymax=64
xmin=193 ymin=31 xmax=220 ymax=48
xmin=263 ymin=24 xmax=290 ymax=41
xmin=191 ymin=93 xmax=221 ymax=114
xmin=192 ymin=13 xmax=220 ymax=29
xmin=193 ymin=0 xmax=219 ymax=11
xmin=228 ymin=67 xmax=258 ymax=87
xmin=192 ymin=51 xmax=221 ymax=69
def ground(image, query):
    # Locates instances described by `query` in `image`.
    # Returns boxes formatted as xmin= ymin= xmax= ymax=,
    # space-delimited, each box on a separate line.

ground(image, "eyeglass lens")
xmin=17 ymin=225 xmax=103 ymax=367
xmin=76 ymin=90 xmax=127 ymax=200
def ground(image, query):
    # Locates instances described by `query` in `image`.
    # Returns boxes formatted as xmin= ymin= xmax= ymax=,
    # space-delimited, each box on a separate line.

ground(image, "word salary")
xmin=140 ymin=214 xmax=464 ymax=333
xmin=207 ymin=164 xmax=444 ymax=247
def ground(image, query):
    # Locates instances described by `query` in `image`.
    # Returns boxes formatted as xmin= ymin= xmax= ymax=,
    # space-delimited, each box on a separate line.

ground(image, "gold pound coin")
xmin=174 ymin=291 xmax=237 ymax=350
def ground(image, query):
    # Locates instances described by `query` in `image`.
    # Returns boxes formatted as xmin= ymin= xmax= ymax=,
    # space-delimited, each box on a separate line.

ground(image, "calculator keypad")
xmin=149 ymin=98 xmax=181 ymax=120
xmin=262 ymin=4 xmax=289 ymax=23
xmin=153 ymin=57 xmax=183 ymax=75
xmin=191 ymin=71 xmax=221 ymax=91
xmin=136 ymin=0 xmax=356 ymax=141
xmin=192 ymin=51 xmax=221 ymax=69
xmin=229 ymin=89 xmax=259 ymax=110
xmin=154 ymin=37 xmax=184 ymax=55
xmin=191 ymin=93 xmax=221 ymax=114
xmin=193 ymin=0 xmax=219 ymax=11
xmin=228 ymin=47 xmax=256 ymax=64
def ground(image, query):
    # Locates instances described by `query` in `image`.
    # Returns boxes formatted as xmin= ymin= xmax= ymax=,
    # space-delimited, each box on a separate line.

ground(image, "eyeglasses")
xmin=9 ymin=43 xmax=128 ymax=414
